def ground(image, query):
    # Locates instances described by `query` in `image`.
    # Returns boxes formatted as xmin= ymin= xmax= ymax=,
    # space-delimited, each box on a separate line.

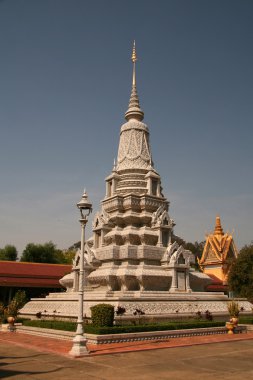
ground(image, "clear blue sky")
xmin=0 ymin=0 xmax=252 ymax=254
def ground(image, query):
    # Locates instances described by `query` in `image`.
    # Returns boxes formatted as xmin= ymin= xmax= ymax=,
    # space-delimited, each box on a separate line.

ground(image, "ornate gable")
xmin=198 ymin=216 xmax=238 ymax=282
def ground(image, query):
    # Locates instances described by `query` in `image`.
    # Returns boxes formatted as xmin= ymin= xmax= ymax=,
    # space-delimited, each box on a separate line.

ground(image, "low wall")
xmin=14 ymin=325 xmax=247 ymax=345
xmin=16 ymin=325 xmax=75 ymax=341
xmin=85 ymin=326 xmax=246 ymax=345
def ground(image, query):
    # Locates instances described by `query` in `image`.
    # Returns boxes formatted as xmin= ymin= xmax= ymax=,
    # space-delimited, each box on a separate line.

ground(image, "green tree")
xmin=0 ymin=245 xmax=18 ymax=261
xmin=60 ymin=250 xmax=76 ymax=264
xmin=68 ymin=241 xmax=80 ymax=250
xmin=228 ymin=243 xmax=253 ymax=301
xmin=20 ymin=242 xmax=62 ymax=264
xmin=183 ymin=241 xmax=205 ymax=270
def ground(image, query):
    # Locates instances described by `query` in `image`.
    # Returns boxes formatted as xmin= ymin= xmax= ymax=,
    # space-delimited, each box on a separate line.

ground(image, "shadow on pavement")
xmin=0 ymin=353 xmax=45 ymax=360
xmin=0 ymin=367 xmax=61 ymax=378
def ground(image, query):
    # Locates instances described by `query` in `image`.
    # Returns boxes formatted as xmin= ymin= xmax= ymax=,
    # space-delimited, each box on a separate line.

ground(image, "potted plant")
xmin=6 ymin=303 xmax=18 ymax=331
xmin=0 ymin=303 xmax=11 ymax=331
xmin=225 ymin=320 xmax=235 ymax=334
xmin=227 ymin=300 xmax=240 ymax=326
xmin=0 ymin=291 xmax=27 ymax=332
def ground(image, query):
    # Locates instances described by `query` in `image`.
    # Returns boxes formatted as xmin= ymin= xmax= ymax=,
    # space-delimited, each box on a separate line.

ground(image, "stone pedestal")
xmin=69 ymin=335 xmax=89 ymax=357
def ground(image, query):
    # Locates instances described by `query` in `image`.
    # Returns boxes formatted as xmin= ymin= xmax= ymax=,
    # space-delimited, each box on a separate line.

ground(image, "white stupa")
xmin=21 ymin=43 xmax=252 ymax=319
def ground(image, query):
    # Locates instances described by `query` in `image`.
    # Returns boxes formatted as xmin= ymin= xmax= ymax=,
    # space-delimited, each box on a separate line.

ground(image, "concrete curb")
xmin=15 ymin=324 xmax=247 ymax=344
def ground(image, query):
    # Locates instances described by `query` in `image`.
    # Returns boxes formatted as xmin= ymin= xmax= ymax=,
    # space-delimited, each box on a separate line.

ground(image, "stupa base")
xmin=20 ymin=290 xmax=253 ymax=320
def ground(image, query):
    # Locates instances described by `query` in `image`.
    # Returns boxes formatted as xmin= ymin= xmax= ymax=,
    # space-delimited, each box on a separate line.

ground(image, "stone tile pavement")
xmin=1 ymin=330 xmax=253 ymax=357
xmin=1 ymin=334 xmax=253 ymax=379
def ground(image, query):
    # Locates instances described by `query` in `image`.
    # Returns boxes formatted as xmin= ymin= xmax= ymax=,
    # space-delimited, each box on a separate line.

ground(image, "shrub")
xmin=227 ymin=300 xmax=240 ymax=317
xmin=23 ymin=319 xmax=76 ymax=331
xmin=90 ymin=304 xmax=114 ymax=327
xmin=239 ymin=317 xmax=253 ymax=324
xmin=115 ymin=306 xmax=126 ymax=316
xmin=7 ymin=290 xmax=27 ymax=317
xmin=0 ymin=302 xmax=7 ymax=323
xmin=205 ymin=310 xmax=213 ymax=321
xmin=195 ymin=311 xmax=202 ymax=320
xmin=84 ymin=320 xmax=224 ymax=335
xmin=133 ymin=308 xmax=145 ymax=316
xmin=0 ymin=291 xmax=27 ymax=322
xmin=21 ymin=319 xmax=224 ymax=334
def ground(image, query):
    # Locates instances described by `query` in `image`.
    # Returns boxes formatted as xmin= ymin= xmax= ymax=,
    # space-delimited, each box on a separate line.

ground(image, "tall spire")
xmin=132 ymin=40 xmax=137 ymax=86
xmin=125 ymin=41 xmax=144 ymax=121
xmin=214 ymin=215 xmax=224 ymax=236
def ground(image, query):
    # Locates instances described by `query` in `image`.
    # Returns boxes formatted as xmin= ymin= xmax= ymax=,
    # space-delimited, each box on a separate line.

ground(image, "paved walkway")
xmin=1 ymin=336 xmax=253 ymax=379
xmin=0 ymin=330 xmax=253 ymax=356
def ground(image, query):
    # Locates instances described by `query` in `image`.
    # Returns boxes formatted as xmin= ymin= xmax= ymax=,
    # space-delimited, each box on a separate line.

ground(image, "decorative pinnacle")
xmin=214 ymin=215 xmax=224 ymax=236
xmin=132 ymin=40 xmax=137 ymax=63
xmin=132 ymin=40 xmax=137 ymax=86
xmin=113 ymin=158 xmax=117 ymax=172
xmin=125 ymin=41 xmax=144 ymax=121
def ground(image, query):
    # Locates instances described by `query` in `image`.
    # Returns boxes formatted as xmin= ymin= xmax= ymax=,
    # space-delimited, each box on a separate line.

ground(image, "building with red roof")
xmin=0 ymin=261 xmax=71 ymax=304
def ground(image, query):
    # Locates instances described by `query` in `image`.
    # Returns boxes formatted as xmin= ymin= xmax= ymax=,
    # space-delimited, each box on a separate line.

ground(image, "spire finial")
xmin=214 ymin=215 xmax=224 ymax=236
xmin=132 ymin=40 xmax=137 ymax=62
xmin=113 ymin=158 xmax=117 ymax=172
xmin=132 ymin=40 xmax=137 ymax=86
xmin=125 ymin=41 xmax=144 ymax=121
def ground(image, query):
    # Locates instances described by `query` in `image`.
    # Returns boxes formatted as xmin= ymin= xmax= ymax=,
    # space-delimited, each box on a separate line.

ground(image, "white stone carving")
xmin=117 ymin=120 xmax=152 ymax=171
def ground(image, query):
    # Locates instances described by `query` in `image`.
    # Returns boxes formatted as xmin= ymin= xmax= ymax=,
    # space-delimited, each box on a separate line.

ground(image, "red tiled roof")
xmin=206 ymin=284 xmax=228 ymax=291
xmin=0 ymin=261 xmax=72 ymax=288
xmin=205 ymin=274 xmax=228 ymax=292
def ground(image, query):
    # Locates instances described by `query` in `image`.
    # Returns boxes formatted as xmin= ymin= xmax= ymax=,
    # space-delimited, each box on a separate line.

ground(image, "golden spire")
xmin=214 ymin=215 xmax=224 ymax=236
xmin=125 ymin=41 xmax=144 ymax=121
xmin=132 ymin=40 xmax=137 ymax=61
xmin=132 ymin=40 xmax=137 ymax=86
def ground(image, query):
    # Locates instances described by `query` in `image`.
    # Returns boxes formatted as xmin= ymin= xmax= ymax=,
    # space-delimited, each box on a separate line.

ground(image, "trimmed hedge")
xmin=84 ymin=321 xmax=225 ymax=335
xmin=23 ymin=319 xmax=76 ymax=331
xmin=21 ymin=319 xmax=225 ymax=335
xmin=90 ymin=304 xmax=114 ymax=327
xmin=239 ymin=317 xmax=253 ymax=324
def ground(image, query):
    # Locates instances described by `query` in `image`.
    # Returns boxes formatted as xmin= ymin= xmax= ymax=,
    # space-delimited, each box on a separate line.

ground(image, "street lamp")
xmin=69 ymin=189 xmax=92 ymax=357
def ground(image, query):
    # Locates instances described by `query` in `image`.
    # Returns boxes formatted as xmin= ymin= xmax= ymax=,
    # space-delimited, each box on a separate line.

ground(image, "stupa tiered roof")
xmin=198 ymin=216 xmax=238 ymax=284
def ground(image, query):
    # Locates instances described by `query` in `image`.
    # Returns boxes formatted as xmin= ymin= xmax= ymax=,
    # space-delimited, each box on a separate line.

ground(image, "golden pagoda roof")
xmin=198 ymin=216 xmax=238 ymax=265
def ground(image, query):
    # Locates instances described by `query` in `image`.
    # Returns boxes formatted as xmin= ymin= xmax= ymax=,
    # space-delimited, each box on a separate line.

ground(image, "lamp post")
xmin=69 ymin=190 xmax=92 ymax=357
